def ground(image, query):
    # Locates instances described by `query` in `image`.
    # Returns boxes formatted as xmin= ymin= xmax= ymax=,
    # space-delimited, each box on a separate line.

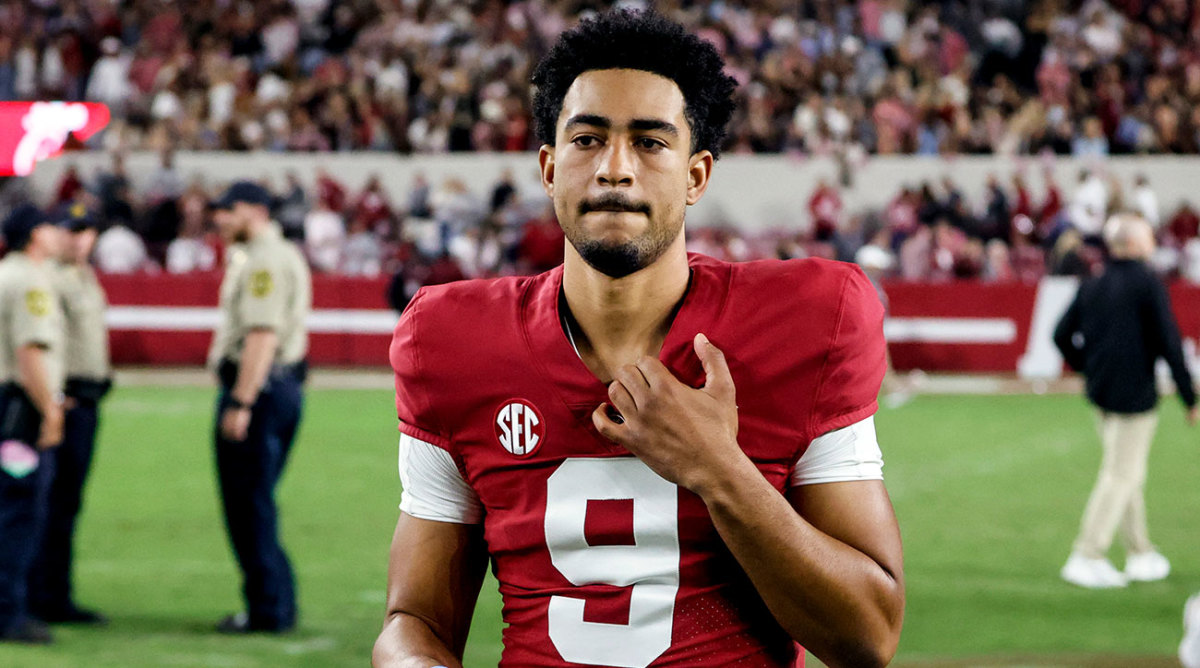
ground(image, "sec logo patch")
xmin=494 ymin=400 xmax=545 ymax=457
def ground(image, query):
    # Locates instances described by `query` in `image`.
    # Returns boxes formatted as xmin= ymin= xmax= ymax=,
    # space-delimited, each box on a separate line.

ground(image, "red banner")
xmin=96 ymin=274 xmax=1200 ymax=372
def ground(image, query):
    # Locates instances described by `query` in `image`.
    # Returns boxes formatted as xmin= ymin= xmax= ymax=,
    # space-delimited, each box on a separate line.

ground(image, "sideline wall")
xmin=25 ymin=152 xmax=1200 ymax=234
xmin=100 ymin=273 xmax=1200 ymax=376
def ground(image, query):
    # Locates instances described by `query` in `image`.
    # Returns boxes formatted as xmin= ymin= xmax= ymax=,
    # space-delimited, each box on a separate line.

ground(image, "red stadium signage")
xmin=0 ymin=101 xmax=110 ymax=176
xmin=94 ymin=273 xmax=1200 ymax=375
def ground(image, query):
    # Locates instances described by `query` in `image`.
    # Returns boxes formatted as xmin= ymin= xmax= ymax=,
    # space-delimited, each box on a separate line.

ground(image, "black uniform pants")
xmin=214 ymin=363 xmax=303 ymax=629
xmin=29 ymin=397 xmax=99 ymax=614
xmin=0 ymin=390 xmax=51 ymax=633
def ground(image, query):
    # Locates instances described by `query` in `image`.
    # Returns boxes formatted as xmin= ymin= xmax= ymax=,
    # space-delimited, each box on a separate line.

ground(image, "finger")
xmin=608 ymin=379 xmax=638 ymax=417
xmin=694 ymin=333 xmax=734 ymax=397
xmin=617 ymin=361 xmax=652 ymax=389
xmin=591 ymin=404 xmax=625 ymax=443
xmin=635 ymin=355 xmax=675 ymax=389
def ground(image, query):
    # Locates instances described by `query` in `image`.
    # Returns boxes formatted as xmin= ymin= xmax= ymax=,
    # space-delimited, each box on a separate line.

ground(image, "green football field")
xmin=0 ymin=384 xmax=1197 ymax=667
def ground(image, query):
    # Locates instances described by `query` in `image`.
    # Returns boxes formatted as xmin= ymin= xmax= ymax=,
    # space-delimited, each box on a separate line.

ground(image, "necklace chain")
xmin=562 ymin=315 xmax=582 ymax=359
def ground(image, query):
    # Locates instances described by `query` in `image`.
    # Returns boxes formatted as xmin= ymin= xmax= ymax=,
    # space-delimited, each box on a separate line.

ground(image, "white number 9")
xmin=544 ymin=457 xmax=680 ymax=667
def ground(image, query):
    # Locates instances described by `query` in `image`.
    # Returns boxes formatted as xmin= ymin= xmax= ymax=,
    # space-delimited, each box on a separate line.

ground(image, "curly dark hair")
xmin=531 ymin=9 xmax=738 ymax=158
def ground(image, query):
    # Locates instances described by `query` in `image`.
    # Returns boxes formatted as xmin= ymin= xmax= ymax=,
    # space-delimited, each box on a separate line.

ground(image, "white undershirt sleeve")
xmin=397 ymin=433 xmax=483 ymax=524
xmin=789 ymin=415 xmax=884 ymax=487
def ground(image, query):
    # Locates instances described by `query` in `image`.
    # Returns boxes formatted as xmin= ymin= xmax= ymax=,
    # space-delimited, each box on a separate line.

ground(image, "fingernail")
xmin=697 ymin=333 xmax=709 ymax=345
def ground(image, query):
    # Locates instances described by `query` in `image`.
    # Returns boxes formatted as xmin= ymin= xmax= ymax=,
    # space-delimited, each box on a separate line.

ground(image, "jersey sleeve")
xmin=237 ymin=257 xmax=288 ymax=331
xmin=390 ymin=288 xmax=452 ymax=448
xmin=808 ymin=266 xmax=886 ymax=438
xmin=398 ymin=434 xmax=483 ymax=524
xmin=790 ymin=416 xmax=883 ymax=487
xmin=9 ymin=275 xmax=57 ymax=349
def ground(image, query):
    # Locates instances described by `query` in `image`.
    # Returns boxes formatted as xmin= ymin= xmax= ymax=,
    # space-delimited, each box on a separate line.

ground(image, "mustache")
xmin=579 ymin=193 xmax=651 ymax=216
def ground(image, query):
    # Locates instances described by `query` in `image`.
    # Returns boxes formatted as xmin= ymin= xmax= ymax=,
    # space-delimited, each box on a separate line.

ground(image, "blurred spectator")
xmin=1132 ymin=174 xmax=1160 ymax=229
xmin=808 ymin=179 xmax=843 ymax=238
xmin=275 ymin=172 xmax=309 ymax=240
xmin=165 ymin=222 xmax=217 ymax=274
xmin=94 ymin=223 xmax=149 ymax=274
xmin=490 ymin=169 xmax=518 ymax=214
xmin=1168 ymin=203 xmax=1200 ymax=245
xmin=342 ymin=218 xmax=383 ymax=277
xmin=1070 ymin=169 xmax=1109 ymax=238
xmin=303 ymin=198 xmax=345 ymax=274
xmin=518 ymin=206 xmax=565 ymax=274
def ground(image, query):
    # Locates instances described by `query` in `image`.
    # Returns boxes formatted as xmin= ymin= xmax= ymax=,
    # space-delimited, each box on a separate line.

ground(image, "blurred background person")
xmin=1054 ymin=213 xmax=1197 ymax=589
xmin=207 ymin=182 xmax=311 ymax=634
xmin=0 ymin=205 xmax=66 ymax=644
xmin=29 ymin=203 xmax=110 ymax=625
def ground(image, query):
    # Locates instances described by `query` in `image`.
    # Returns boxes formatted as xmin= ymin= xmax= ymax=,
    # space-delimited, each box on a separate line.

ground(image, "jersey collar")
xmin=522 ymin=253 xmax=731 ymax=415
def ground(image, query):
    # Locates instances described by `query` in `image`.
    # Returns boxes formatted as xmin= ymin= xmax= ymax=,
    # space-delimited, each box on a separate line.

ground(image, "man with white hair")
xmin=1053 ymin=213 xmax=1197 ymax=589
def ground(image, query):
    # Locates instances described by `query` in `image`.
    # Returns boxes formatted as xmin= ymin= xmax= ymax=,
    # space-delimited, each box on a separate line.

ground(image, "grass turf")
xmin=0 ymin=386 xmax=1195 ymax=666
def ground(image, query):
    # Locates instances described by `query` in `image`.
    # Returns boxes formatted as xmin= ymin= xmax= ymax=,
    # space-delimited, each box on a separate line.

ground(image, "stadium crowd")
xmin=1 ymin=0 xmax=1200 ymax=156
xmin=4 ymin=150 xmax=1200 ymax=300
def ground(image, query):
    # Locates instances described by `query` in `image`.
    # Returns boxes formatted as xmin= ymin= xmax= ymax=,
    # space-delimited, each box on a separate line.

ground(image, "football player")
xmin=374 ymin=10 xmax=904 ymax=668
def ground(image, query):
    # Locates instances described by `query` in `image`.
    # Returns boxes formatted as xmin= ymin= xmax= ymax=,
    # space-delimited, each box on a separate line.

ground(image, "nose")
xmin=595 ymin=140 xmax=635 ymax=187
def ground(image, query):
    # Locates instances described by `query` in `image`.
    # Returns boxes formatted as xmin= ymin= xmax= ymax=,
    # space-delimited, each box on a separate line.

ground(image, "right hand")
xmin=37 ymin=403 xmax=64 ymax=449
xmin=1187 ymin=406 xmax=1199 ymax=427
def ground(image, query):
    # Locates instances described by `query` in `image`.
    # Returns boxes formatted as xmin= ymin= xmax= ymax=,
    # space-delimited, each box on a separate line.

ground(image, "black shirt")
xmin=1054 ymin=259 xmax=1197 ymax=413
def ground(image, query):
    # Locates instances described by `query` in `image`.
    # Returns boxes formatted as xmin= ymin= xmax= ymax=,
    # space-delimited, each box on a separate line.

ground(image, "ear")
xmin=538 ymin=145 xmax=556 ymax=199
xmin=686 ymin=150 xmax=714 ymax=206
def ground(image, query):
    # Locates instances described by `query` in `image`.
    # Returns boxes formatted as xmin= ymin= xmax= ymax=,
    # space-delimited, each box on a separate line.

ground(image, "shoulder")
xmin=731 ymin=256 xmax=866 ymax=289
xmin=0 ymin=257 xmax=53 ymax=292
xmin=390 ymin=274 xmax=541 ymax=367
xmin=410 ymin=274 xmax=536 ymax=325
xmin=244 ymin=237 xmax=306 ymax=278
xmin=724 ymin=256 xmax=878 ymax=320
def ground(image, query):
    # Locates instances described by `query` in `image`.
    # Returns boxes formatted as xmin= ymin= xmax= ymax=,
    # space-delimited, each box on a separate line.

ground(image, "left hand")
xmin=220 ymin=406 xmax=252 ymax=442
xmin=591 ymin=333 xmax=744 ymax=494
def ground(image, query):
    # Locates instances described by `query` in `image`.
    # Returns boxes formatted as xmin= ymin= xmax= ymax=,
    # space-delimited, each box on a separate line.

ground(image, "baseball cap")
xmin=2 ymin=204 xmax=52 ymax=249
xmin=210 ymin=181 xmax=272 ymax=211
xmin=59 ymin=201 xmax=98 ymax=232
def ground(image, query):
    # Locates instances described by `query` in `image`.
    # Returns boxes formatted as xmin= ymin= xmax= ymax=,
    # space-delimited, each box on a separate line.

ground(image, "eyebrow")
xmin=564 ymin=114 xmax=680 ymax=137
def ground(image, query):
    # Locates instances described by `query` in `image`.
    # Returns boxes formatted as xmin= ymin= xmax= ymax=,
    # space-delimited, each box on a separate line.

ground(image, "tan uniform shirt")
xmin=208 ymin=223 xmax=311 ymax=368
xmin=0 ymin=252 xmax=65 ymax=394
xmin=55 ymin=262 xmax=110 ymax=381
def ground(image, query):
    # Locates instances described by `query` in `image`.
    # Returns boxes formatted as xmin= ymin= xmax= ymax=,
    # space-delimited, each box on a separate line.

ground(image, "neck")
xmin=561 ymin=232 xmax=690 ymax=381
xmin=22 ymin=246 xmax=47 ymax=263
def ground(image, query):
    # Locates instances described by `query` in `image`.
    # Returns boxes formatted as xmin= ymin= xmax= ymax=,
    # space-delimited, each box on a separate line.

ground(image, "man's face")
xmin=31 ymin=224 xmax=65 ymax=258
xmin=213 ymin=203 xmax=251 ymax=244
xmin=539 ymin=69 xmax=712 ymax=278
xmin=68 ymin=228 xmax=98 ymax=264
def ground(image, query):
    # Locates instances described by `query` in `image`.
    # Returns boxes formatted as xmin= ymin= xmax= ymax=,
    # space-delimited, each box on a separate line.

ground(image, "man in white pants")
xmin=1053 ymin=213 xmax=1197 ymax=588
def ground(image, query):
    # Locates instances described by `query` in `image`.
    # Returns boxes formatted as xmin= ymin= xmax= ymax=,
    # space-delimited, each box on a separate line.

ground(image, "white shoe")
xmin=1125 ymin=551 xmax=1170 ymax=582
xmin=1060 ymin=554 xmax=1128 ymax=589
xmin=1180 ymin=594 xmax=1200 ymax=668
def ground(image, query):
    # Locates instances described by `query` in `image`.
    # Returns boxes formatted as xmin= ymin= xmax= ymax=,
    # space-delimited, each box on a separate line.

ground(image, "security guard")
xmin=0 ymin=204 xmax=66 ymax=644
xmin=28 ymin=203 xmax=110 ymax=624
xmin=208 ymin=182 xmax=310 ymax=634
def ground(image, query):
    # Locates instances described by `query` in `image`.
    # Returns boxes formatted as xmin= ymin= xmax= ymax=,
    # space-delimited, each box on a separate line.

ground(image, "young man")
xmin=374 ymin=11 xmax=904 ymax=668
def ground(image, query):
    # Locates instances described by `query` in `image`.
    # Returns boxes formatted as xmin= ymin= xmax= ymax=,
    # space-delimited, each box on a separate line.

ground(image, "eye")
xmin=572 ymin=135 xmax=600 ymax=148
xmin=635 ymin=137 xmax=665 ymax=151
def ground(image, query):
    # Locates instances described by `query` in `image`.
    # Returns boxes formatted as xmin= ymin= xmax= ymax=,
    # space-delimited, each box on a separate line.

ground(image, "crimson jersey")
xmin=390 ymin=254 xmax=886 ymax=667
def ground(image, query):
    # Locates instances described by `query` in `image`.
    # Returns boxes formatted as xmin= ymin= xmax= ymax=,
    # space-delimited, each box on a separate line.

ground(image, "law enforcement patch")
xmin=25 ymin=289 xmax=49 ymax=316
xmin=249 ymin=270 xmax=274 ymax=298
